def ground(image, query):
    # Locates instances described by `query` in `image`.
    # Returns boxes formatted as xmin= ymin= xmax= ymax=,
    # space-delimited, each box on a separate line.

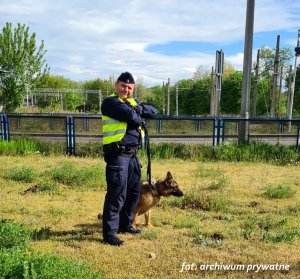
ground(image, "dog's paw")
xmin=145 ymin=223 xmax=154 ymax=228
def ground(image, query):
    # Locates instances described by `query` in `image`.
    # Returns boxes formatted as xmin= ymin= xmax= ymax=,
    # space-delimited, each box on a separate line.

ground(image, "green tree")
xmin=221 ymin=71 xmax=243 ymax=114
xmin=255 ymin=77 xmax=271 ymax=116
xmin=180 ymin=78 xmax=210 ymax=115
xmin=36 ymin=75 xmax=82 ymax=110
xmin=0 ymin=22 xmax=49 ymax=112
xmin=293 ymin=65 xmax=300 ymax=115
xmin=83 ymin=78 xmax=106 ymax=112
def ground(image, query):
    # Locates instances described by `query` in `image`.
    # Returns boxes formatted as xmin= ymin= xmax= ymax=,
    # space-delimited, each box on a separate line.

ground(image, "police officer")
xmin=101 ymin=72 xmax=157 ymax=246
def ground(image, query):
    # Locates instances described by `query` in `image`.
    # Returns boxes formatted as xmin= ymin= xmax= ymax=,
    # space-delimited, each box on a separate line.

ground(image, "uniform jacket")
xmin=101 ymin=94 xmax=157 ymax=146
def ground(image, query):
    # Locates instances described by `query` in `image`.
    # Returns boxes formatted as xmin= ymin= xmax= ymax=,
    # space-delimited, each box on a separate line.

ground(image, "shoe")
xmin=118 ymin=226 xmax=141 ymax=234
xmin=103 ymin=235 xmax=125 ymax=246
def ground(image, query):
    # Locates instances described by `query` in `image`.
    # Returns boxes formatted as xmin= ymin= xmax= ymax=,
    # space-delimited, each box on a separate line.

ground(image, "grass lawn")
xmin=0 ymin=155 xmax=299 ymax=278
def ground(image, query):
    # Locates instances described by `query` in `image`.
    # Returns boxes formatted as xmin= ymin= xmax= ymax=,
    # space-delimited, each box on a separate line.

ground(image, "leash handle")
xmin=142 ymin=121 xmax=151 ymax=186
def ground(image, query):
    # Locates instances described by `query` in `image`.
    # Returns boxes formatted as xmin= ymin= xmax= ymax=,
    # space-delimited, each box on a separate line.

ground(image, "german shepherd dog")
xmin=133 ymin=171 xmax=183 ymax=227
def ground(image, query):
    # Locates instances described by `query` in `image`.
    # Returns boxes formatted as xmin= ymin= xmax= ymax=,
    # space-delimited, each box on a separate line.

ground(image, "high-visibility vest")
xmin=102 ymin=94 xmax=143 ymax=145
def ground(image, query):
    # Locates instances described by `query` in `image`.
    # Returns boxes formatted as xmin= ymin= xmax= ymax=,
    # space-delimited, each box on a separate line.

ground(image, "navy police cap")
xmin=117 ymin=72 xmax=135 ymax=84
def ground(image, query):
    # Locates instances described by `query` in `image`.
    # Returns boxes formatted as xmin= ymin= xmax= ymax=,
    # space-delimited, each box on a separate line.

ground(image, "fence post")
xmin=194 ymin=120 xmax=201 ymax=132
xmin=66 ymin=116 xmax=75 ymax=155
xmin=213 ymin=117 xmax=224 ymax=146
xmin=49 ymin=113 xmax=54 ymax=130
xmin=222 ymin=119 xmax=226 ymax=142
xmin=83 ymin=114 xmax=89 ymax=132
xmin=156 ymin=118 xmax=162 ymax=134
xmin=0 ymin=114 xmax=10 ymax=141
xmin=213 ymin=118 xmax=216 ymax=146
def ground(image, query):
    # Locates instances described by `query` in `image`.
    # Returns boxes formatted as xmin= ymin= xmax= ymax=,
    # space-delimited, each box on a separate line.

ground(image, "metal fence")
xmin=1 ymin=113 xmax=300 ymax=155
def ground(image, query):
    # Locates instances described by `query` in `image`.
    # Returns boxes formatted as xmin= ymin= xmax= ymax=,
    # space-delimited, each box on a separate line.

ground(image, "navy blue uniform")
xmin=101 ymin=95 xmax=157 ymax=238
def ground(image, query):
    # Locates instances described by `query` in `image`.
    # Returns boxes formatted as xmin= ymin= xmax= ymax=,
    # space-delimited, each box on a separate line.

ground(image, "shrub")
xmin=0 ymin=138 xmax=41 ymax=155
xmin=207 ymin=175 xmax=227 ymax=190
xmin=0 ymin=250 xmax=104 ymax=279
xmin=264 ymin=185 xmax=296 ymax=199
xmin=142 ymin=230 xmax=157 ymax=240
xmin=213 ymin=141 xmax=300 ymax=164
xmin=5 ymin=166 xmax=37 ymax=183
xmin=182 ymin=186 xmax=229 ymax=212
xmin=262 ymin=228 xmax=300 ymax=243
xmin=47 ymin=162 xmax=105 ymax=189
xmin=37 ymin=180 xmax=60 ymax=194
xmin=0 ymin=219 xmax=32 ymax=250
xmin=240 ymin=217 xmax=257 ymax=240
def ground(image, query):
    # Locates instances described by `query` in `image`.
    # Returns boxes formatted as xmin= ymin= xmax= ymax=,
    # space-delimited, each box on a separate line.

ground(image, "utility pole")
xmin=277 ymin=65 xmax=283 ymax=116
xmin=175 ymin=83 xmax=179 ymax=116
xmin=270 ymin=35 xmax=280 ymax=117
xmin=239 ymin=0 xmax=255 ymax=142
xmin=215 ymin=50 xmax=224 ymax=116
xmin=167 ymin=78 xmax=170 ymax=116
xmin=286 ymin=65 xmax=293 ymax=116
xmin=252 ymin=49 xmax=260 ymax=117
xmin=210 ymin=66 xmax=215 ymax=116
xmin=287 ymin=29 xmax=300 ymax=132
xmin=98 ymin=90 xmax=102 ymax=113
xmin=162 ymin=81 xmax=165 ymax=114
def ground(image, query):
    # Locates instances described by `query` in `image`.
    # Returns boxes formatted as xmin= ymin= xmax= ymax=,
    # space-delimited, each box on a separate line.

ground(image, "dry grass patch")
xmin=0 ymin=155 xmax=300 ymax=278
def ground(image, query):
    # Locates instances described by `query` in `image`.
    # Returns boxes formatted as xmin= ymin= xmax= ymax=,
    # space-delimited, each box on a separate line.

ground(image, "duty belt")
xmin=103 ymin=142 xmax=138 ymax=157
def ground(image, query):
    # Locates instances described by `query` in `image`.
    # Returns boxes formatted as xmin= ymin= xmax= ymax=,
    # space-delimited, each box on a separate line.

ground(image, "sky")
xmin=0 ymin=0 xmax=300 ymax=86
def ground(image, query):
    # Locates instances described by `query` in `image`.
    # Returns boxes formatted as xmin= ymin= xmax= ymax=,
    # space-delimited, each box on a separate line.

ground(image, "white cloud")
xmin=1 ymin=0 xmax=299 ymax=85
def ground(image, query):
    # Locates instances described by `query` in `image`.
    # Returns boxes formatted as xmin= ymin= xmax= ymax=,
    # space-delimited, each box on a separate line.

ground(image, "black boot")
xmin=103 ymin=235 xmax=125 ymax=246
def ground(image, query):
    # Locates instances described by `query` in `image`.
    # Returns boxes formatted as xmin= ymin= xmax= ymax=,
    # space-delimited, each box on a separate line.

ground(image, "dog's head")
xmin=156 ymin=171 xmax=183 ymax=197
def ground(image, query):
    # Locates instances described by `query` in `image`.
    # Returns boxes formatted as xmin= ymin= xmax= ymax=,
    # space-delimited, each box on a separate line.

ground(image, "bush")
xmin=182 ymin=186 xmax=229 ymax=212
xmin=264 ymin=185 xmax=296 ymax=199
xmin=262 ymin=228 xmax=300 ymax=243
xmin=0 ymin=250 xmax=104 ymax=279
xmin=0 ymin=219 xmax=32 ymax=250
xmin=0 ymin=138 xmax=41 ymax=155
xmin=48 ymin=162 xmax=105 ymax=189
xmin=213 ymin=141 xmax=300 ymax=164
xmin=5 ymin=166 xmax=37 ymax=183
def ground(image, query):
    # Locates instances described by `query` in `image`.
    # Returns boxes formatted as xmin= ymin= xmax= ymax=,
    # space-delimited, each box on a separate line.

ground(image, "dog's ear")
xmin=166 ymin=171 xmax=173 ymax=181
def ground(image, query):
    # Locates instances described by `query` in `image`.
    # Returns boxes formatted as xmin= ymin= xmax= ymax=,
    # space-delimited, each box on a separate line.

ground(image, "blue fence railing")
xmin=1 ymin=113 xmax=300 ymax=155
xmin=0 ymin=114 xmax=10 ymax=141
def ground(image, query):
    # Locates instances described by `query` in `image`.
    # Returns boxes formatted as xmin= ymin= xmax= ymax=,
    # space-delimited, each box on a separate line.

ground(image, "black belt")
xmin=103 ymin=143 xmax=138 ymax=156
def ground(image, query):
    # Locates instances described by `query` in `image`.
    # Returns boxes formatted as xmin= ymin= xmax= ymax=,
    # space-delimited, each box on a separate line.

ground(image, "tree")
xmin=83 ymin=78 xmax=106 ymax=112
xmin=0 ymin=22 xmax=49 ymax=112
xmin=293 ymin=65 xmax=300 ymax=115
xmin=179 ymin=78 xmax=210 ymax=115
xmin=221 ymin=71 xmax=243 ymax=114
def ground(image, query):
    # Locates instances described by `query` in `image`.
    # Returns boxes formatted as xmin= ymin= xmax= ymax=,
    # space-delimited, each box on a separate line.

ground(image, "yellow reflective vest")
xmin=102 ymin=94 xmax=142 ymax=145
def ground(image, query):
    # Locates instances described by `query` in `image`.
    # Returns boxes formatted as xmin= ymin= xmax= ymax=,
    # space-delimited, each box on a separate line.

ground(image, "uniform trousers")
xmin=102 ymin=151 xmax=141 ymax=238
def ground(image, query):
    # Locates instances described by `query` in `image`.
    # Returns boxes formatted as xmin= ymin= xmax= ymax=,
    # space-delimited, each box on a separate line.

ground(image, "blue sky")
xmin=0 ymin=0 xmax=299 ymax=86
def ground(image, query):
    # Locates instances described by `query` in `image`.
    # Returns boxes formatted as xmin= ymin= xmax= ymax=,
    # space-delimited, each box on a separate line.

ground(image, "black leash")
xmin=141 ymin=121 xmax=151 ymax=186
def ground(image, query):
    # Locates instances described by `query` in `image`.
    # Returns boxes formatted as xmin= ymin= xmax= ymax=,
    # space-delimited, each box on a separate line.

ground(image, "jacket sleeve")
xmin=101 ymin=97 xmax=143 ymax=127
xmin=136 ymin=102 xmax=158 ymax=119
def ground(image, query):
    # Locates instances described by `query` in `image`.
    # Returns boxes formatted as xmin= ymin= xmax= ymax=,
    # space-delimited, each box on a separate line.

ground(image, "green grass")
xmin=264 ymin=185 xmax=296 ymax=199
xmin=141 ymin=229 xmax=158 ymax=240
xmin=181 ymin=186 xmax=229 ymax=212
xmin=0 ymin=154 xmax=300 ymax=278
xmin=5 ymin=166 xmax=37 ymax=183
xmin=262 ymin=229 xmax=300 ymax=243
xmin=2 ymin=138 xmax=300 ymax=165
xmin=0 ymin=219 xmax=32 ymax=250
xmin=46 ymin=162 xmax=105 ymax=189
xmin=0 ymin=250 xmax=104 ymax=279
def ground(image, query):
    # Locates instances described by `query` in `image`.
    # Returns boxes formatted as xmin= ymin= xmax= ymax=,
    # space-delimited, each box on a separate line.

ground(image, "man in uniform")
xmin=101 ymin=72 xmax=157 ymax=246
